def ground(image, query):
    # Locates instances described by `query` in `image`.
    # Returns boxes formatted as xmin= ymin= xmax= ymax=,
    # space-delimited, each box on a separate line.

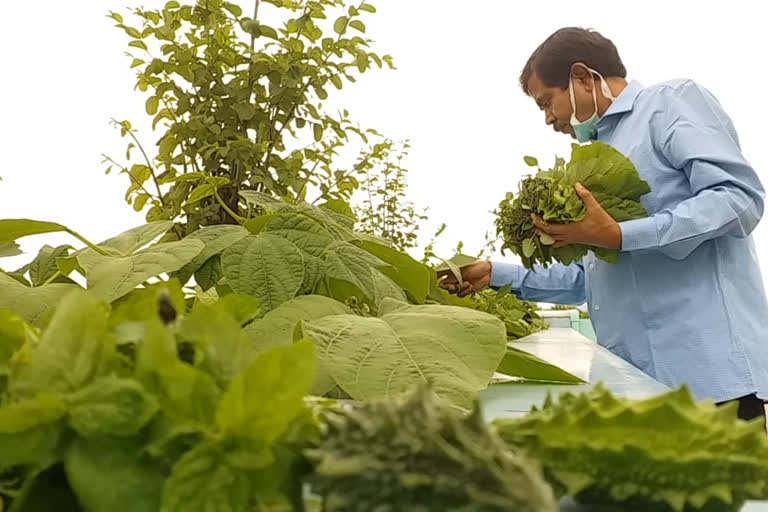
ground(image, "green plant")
xmin=105 ymin=0 xmax=396 ymax=237
xmin=551 ymin=304 xmax=589 ymax=319
xmin=495 ymin=142 xmax=651 ymax=268
xmin=0 ymin=287 xmax=320 ymax=512
xmin=308 ymin=384 xmax=558 ymax=512
xmin=354 ymin=139 xmax=427 ymax=252
xmin=494 ymin=384 xmax=768 ymax=512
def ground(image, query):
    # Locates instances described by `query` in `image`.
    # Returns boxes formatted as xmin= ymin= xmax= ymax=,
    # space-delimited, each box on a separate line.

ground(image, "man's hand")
xmin=533 ymin=183 xmax=622 ymax=249
xmin=438 ymin=261 xmax=492 ymax=297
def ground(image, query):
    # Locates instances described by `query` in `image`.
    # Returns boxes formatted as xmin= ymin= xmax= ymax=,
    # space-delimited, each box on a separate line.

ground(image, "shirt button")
xmin=594 ymin=305 xmax=600 ymax=311
xmin=589 ymin=263 xmax=595 ymax=270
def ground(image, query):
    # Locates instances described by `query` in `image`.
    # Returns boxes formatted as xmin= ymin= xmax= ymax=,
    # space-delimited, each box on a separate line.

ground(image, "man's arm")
xmin=620 ymin=80 xmax=765 ymax=260
xmin=490 ymin=261 xmax=586 ymax=304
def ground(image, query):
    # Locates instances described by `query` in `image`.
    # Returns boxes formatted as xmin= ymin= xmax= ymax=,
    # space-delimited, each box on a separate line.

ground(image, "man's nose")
xmin=545 ymin=111 xmax=556 ymax=126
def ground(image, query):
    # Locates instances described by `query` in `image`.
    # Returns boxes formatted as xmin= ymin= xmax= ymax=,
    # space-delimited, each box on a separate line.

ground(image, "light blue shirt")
xmin=492 ymin=79 xmax=768 ymax=402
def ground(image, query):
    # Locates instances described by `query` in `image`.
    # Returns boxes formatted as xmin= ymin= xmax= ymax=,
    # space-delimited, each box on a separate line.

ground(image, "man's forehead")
xmin=527 ymin=74 xmax=547 ymax=99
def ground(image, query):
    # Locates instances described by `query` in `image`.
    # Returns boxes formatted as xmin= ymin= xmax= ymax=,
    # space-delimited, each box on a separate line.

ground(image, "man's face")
xmin=527 ymin=70 xmax=595 ymax=140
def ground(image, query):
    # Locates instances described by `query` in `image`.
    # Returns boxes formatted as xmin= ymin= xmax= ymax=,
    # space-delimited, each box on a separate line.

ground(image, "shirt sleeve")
xmin=490 ymin=261 xmax=586 ymax=304
xmin=619 ymin=80 xmax=765 ymax=260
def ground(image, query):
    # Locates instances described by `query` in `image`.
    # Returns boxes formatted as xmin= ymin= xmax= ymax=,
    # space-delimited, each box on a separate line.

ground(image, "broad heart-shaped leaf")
xmin=353 ymin=240 xmax=431 ymax=303
xmin=65 ymin=436 xmax=165 ymax=512
xmin=221 ymin=234 xmax=304 ymax=312
xmin=172 ymin=225 xmax=248 ymax=285
xmin=67 ymin=376 xmax=159 ymax=438
xmin=0 ymin=219 xmax=68 ymax=246
xmin=0 ymin=272 xmax=78 ymax=327
xmin=302 ymin=300 xmax=507 ymax=407
xmin=495 ymin=346 xmax=586 ymax=384
xmin=29 ymin=244 xmax=73 ymax=286
xmin=322 ymin=241 xmax=390 ymax=302
xmin=160 ymin=441 xmax=250 ymax=512
xmin=264 ymin=213 xmax=335 ymax=257
xmin=370 ymin=268 xmax=407 ymax=306
xmin=240 ymin=190 xmax=296 ymax=214
xmin=9 ymin=289 xmax=114 ymax=399
xmin=216 ymin=340 xmax=315 ymax=442
xmin=78 ymin=238 xmax=204 ymax=303
xmin=195 ymin=254 xmax=223 ymax=291
xmin=243 ymin=295 xmax=352 ymax=353
xmin=92 ymin=220 xmax=175 ymax=256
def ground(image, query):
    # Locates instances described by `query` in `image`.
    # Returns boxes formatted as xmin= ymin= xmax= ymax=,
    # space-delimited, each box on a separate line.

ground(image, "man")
xmin=442 ymin=27 xmax=768 ymax=421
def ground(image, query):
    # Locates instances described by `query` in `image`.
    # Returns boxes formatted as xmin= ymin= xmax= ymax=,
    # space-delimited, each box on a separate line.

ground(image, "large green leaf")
xmin=264 ymin=213 xmax=335 ymax=257
xmin=172 ymin=225 xmax=248 ymax=285
xmin=303 ymin=299 xmax=507 ymax=406
xmin=322 ymin=241 xmax=389 ymax=302
xmin=495 ymin=346 xmax=586 ymax=384
xmin=65 ymin=436 xmax=165 ymax=512
xmin=216 ymin=340 xmax=315 ymax=442
xmin=353 ymin=240 xmax=431 ymax=303
xmin=243 ymin=295 xmax=351 ymax=352
xmin=91 ymin=221 xmax=175 ymax=256
xmin=9 ymin=289 xmax=113 ymax=399
xmin=160 ymin=442 xmax=249 ymax=512
xmin=221 ymin=234 xmax=304 ymax=312
xmin=0 ymin=273 xmax=78 ymax=327
xmin=78 ymin=238 xmax=204 ymax=303
xmin=67 ymin=376 xmax=159 ymax=438
xmin=0 ymin=219 xmax=68 ymax=246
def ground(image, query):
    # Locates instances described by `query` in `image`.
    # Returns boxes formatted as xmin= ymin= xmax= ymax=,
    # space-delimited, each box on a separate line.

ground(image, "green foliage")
xmin=495 ymin=142 xmax=651 ymax=268
xmin=105 ymin=0 xmax=400 ymax=237
xmin=551 ymin=304 xmax=590 ymax=319
xmin=301 ymin=298 xmax=507 ymax=407
xmin=354 ymin=140 xmax=428 ymax=252
xmin=308 ymin=384 xmax=558 ymax=512
xmin=0 ymin=288 xmax=320 ymax=511
xmin=494 ymin=384 xmax=768 ymax=511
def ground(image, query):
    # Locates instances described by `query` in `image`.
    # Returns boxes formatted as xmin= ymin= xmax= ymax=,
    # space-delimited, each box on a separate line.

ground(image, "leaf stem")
xmin=214 ymin=187 xmax=246 ymax=225
xmin=64 ymin=229 xmax=112 ymax=256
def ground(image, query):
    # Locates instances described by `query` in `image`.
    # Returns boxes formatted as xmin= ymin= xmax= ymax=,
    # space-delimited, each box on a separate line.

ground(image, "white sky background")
xmin=1 ymin=1 xmax=767 ymax=294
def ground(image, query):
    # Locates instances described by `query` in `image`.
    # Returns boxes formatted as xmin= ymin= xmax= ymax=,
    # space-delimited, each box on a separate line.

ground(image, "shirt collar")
xmin=601 ymin=80 xmax=643 ymax=118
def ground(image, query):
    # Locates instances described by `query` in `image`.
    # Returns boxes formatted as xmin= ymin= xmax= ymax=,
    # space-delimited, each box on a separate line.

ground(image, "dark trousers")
xmin=716 ymin=393 xmax=767 ymax=422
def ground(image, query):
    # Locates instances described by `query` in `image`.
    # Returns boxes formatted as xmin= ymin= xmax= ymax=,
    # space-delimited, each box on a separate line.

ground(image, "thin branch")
xmin=111 ymin=118 xmax=167 ymax=208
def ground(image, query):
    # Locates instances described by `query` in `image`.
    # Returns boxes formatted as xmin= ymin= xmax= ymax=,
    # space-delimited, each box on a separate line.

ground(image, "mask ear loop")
xmin=569 ymin=70 xmax=599 ymax=124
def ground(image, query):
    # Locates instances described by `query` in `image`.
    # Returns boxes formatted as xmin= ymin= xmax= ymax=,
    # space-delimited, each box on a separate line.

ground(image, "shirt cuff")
xmin=619 ymin=217 xmax=659 ymax=251
xmin=490 ymin=262 xmax=522 ymax=289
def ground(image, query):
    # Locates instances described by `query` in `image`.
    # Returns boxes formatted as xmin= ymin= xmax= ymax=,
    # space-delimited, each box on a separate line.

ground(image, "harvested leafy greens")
xmin=495 ymin=141 xmax=651 ymax=268
xmin=308 ymin=384 xmax=558 ymax=512
xmin=493 ymin=384 xmax=768 ymax=512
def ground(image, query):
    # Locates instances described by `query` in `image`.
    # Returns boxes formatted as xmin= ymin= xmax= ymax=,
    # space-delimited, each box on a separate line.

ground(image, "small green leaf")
xmin=160 ymin=442 xmax=249 ymax=512
xmin=522 ymin=237 xmax=536 ymax=258
xmin=222 ymin=1 xmax=242 ymax=16
xmin=333 ymin=16 xmax=349 ymax=35
xmin=146 ymin=96 xmax=160 ymax=115
xmin=359 ymin=3 xmax=377 ymax=13
xmin=329 ymin=75 xmax=343 ymax=90
xmin=313 ymin=123 xmax=323 ymax=142
xmin=349 ymin=20 xmax=366 ymax=33
xmin=259 ymin=25 xmax=278 ymax=39
xmin=216 ymin=340 xmax=315 ymax=441
xmin=68 ymin=376 xmax=159 ymax=438
xmin=539 ymin=232 xmax=555 ymax=245
xmin=129 ymin=40 xmax=149 ymax=51
xmin=164 ymin=1 xmax=181 ymax=9
xmin=524 ymin=156 xmax=539 ymax=167
xmin=186 ymin=183 xmax=215 ymax=205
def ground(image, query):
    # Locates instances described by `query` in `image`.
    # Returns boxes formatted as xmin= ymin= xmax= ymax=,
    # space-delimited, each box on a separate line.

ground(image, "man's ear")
xmin=570 ymin=63 xmax=594 ymax=92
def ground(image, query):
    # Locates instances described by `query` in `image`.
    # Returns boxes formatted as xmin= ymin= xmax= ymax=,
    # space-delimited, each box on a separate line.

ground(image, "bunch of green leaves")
xmin=0 ymin=288 xmax=320 ymax=512
xmin=104 ymin=0 xmax=398 ymax=237
xmin=550 ymin=304 xmax=590 ymax=319
xmin=354 ymin=140 xmax=428 ymax=252
xmin=494 ymin=384 xmax=768 ymax=511
xmin=495 ymin=141 xmax=651 ymax=268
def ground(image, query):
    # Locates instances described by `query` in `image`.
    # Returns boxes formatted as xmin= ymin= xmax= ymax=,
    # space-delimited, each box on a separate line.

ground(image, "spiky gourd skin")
xmin=307 ymin=385 xmax=557 ymax=512
xmin=493 ymin=384 xmax=768 ymax=512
